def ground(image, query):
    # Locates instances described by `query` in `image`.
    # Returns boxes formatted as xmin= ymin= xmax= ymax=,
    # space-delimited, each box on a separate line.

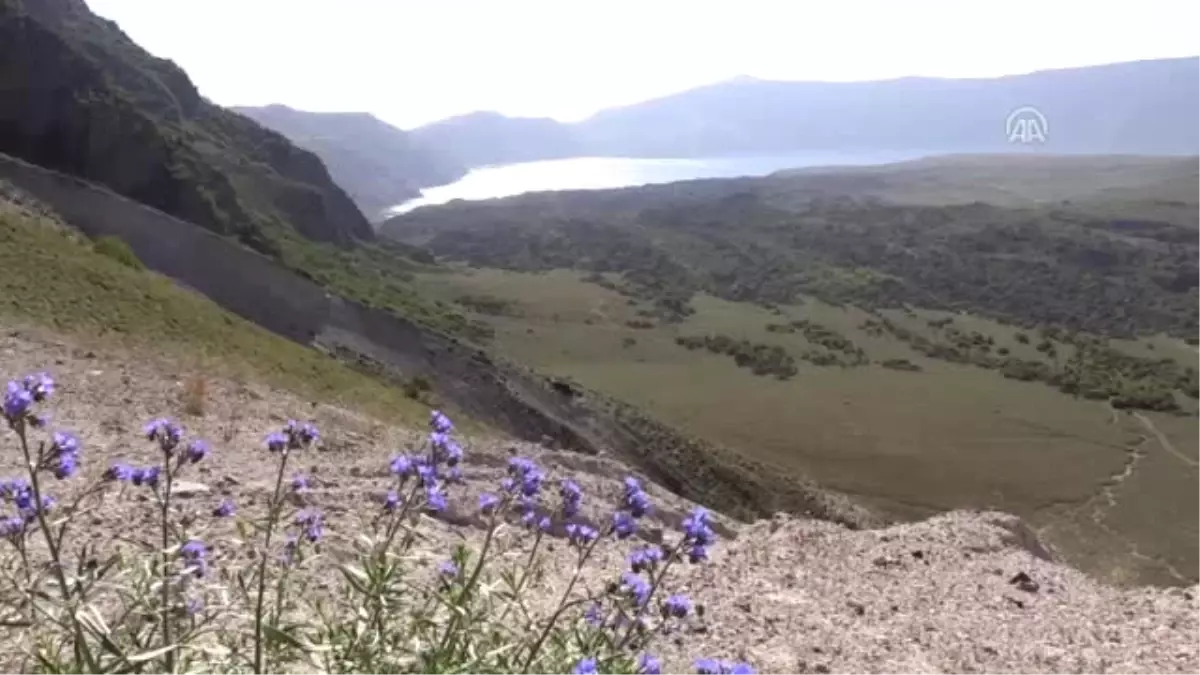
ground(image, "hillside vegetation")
xmin=388 ymin=156 xmax=1199 ymax=586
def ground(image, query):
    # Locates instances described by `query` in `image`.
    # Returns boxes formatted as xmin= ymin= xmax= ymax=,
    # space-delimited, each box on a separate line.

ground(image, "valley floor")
xmin=1 ymin=322 xmax=1196 ymax=673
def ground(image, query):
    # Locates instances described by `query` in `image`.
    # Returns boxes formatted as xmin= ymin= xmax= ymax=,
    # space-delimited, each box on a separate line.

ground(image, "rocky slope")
xmin=233 ymin=105 xmax=466 ymax=220
xmin=0 ymin=323 xmax=1195 ymax=673
xmin=0 ymin=0 xmax=371 ymax=251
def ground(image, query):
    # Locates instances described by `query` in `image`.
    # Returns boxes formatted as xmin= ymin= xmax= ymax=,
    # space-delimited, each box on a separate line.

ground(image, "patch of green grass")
xmin=0 ymin=201 xmax=430 ymax=427
xmin=417 ymin=266 xmax=1198 ymax=585
xmin=278 ymin=235 xmax=492 ymax=342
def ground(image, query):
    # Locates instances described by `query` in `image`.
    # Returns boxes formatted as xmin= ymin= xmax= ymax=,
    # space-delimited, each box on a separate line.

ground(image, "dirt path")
xmin=1132 ymin=412 xmax=1197 ymax=467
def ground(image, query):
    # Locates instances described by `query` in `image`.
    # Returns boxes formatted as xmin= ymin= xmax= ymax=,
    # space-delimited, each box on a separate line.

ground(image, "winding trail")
xmin=1132 ymin=412 xmax=1197 ymax=467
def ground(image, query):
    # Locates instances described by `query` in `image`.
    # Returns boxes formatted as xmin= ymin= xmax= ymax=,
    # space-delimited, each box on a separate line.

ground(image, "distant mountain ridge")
xmin=232 ymin=105 xmax=467 ymax=219
xmin=408 ymin=57 xmax=1200 ymax=169
xmin=0 ymin=0 xmax=372 ymax=251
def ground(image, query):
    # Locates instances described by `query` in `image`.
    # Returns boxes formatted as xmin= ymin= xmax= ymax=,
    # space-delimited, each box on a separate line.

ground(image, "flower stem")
xmin=435 ymin=508 xmax=498 ymax=662
xmin=521 ymin=534 xmax=603 ymax=672
xmin=160 ymin=457 xmax=175 ymax=673
xmin=253 ymin=449 xmax=291 ymax=674
xmin=616 ymin=537 xmax=686 ymax=651
xmin=16 ymin=424 xmax=89 ymax=669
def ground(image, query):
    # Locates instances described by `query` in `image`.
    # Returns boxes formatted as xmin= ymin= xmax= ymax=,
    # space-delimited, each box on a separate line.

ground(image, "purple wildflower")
xmin=265 ymin=432 xmax=288 ymax=453
xmin=629 ymin=546 xmax=663 ymax=574
xmin=726 ymin=664 xmax=755 ymax=674
xmin=572 ymin=657 xmax=598 ymax=675
xmin=23 ymin=373 xmax=54 ymax=402
xmin=638 ymin=654 xmax=663 ymax=675
xmin=0 ymin=516 xmax=25 ymax=539
xmin=695 ymin=659 xmax=722 ymax=675
xmin=613 ymin=511 xmax=638 ymax=539
xmin=212 ymin=499 xmax=236 ymax=518
xmin=446 ymin=466 xmax=464 ymax=484
xmin=479 ymin=492 xmax=500 ymax=514
xmin=520 ymin=468 xmax=544 ymax=497
xmin=438 ymin=560 xmax=459 ymax=578
xmin=4 ymin=381 xmax=33 ymax=421
xmin=291 ymin=473 xmax=309 ymax=493
xmin=507 ymin=457 xmax=537 ymax=478
xmin=443 ymin=440 xmax=463 ymax=466
xmin=50 ymin=431 xmax=79 ymax=457
xmin=52 ymin=453 xmax=77 ymax=479
xmin=621 ymin=572 xmax=652 ymax=607
xmin=559 ymin=479 xmax=582 ymax=517
xmin=295 ymin=509 xmax=323 ymax=543
xmin=179 ymin=539 xmax=208 ymax=577
xmin=104 ymin=463 xmax=133 ymax=482
xmin=282 ymin=420 xmax=319 ymax=449
xmin=383 ymin=489 xmax=400 ymax=513
xmin=584 ymin=601 xmax=604 ymax=627
xmin=185 ymin=440 xmax=209 ymax=464
xmin=425 ymin=485 xmax=447 ymax=513
xmin=682 ymin=506 xmax=715 ymax=562
xmin=132 ymin=466 xmax=161 ymax=488
xmin=664 ymin=594 xmax=691 ymax=618
xmin=145 ymin=418 xmax=183 ymax=453
xmin=430 ymin=410 xmax=453 ymax=434
xmin=566 ymin=523 xmax=599 ymax=548
xmin=390 ymin=454 xmax=413 ymax=477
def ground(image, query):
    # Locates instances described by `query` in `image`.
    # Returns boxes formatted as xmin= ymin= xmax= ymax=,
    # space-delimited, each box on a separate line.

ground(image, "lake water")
xmin=386 ymin=151 xmax=930 ymax=214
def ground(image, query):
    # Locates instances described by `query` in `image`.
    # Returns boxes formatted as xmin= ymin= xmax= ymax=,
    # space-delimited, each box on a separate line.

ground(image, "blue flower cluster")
xmin=3 ymin=372 xmax=53 ymax=425
xmin=265 ymin=419 xmax=320 ymax=454
xmin=387 ymin=410 xmax=465 ymax=514
xmin=180 ymin=539 xmax=208 ymax=578
xmin=105 ymin=417 xmax=211 ymax=492
xmin=0 ymin=478 xmax=54 ymax=538
xmin=48 ymin=430 xmax=81 ymax=479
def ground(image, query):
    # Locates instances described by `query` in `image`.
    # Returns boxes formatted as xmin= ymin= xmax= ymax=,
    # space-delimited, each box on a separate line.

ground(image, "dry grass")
xmin=413 ymin=267 xmax=1199 ymax=587
xmin=181 ymin=371 xmax=208 ymax=417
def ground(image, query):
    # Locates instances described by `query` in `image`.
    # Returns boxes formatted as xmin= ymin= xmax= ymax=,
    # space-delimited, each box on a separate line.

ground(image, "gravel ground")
xmin=1 ymin=321 xmax=1195 ymax=674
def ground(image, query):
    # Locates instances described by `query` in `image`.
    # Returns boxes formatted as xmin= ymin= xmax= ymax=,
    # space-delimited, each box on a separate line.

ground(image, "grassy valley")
xmin=389 ymin=155 xmax=1199 ymax=586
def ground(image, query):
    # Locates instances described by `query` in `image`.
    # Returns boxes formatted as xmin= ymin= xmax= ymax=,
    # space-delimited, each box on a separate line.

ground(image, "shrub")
xmin=879 ymin=358 xmax=922 ymax=372
xmin=0 ymin=372 xmax=752 ymax=674
xmin=91 ymin=235 xmax=145 ymax=270
xmin=403 ymin=374 xmax=433 ymax=400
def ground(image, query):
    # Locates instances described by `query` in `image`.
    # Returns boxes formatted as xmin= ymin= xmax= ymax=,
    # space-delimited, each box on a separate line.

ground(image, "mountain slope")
xmin=408 ymin=58 xmax=1200 ymax=167
xmin=408 ymin=111 xmax=584 ymax=167
xmin=233 ymin=104 xmax=466 ymax=219
xmin=0 ymin=0 xmax=371 ymax=252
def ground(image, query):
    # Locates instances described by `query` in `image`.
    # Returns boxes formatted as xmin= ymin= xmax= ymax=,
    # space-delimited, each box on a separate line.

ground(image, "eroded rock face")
xmin=0 ymin=0 xmax=372 ymax=249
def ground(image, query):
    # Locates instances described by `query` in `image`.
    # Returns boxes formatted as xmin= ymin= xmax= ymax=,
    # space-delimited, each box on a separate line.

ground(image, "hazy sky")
xmin=88 ymin=0 xmax=1199 ymax=130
